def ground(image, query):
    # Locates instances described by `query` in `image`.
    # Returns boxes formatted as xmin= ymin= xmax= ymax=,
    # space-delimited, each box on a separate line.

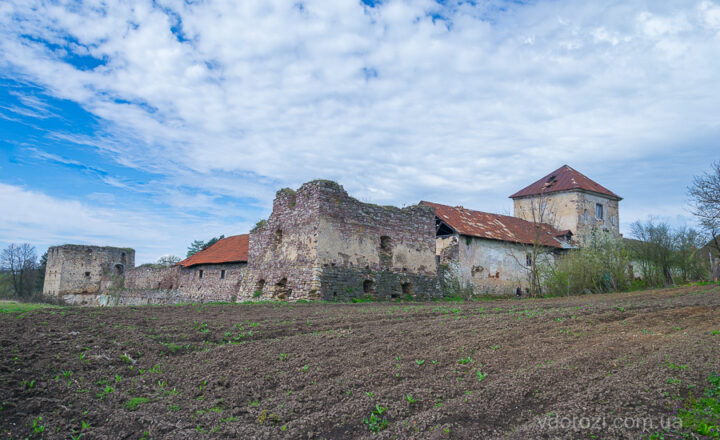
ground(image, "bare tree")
xmin=156 ymin=255 xmax=181 ymax=266
xmin=689 ymin=161 xmax=720 ymax=254
xmin=0 ymin=243 xmax=38 ymax=298
xmin=512 ymin=191 xmax=560 ymax=297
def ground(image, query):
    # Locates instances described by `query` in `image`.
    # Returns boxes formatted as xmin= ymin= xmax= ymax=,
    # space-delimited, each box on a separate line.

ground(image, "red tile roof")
xmin=420 ymin=201 xmax=569 ymax=248
xmin=509 ymin=165 xmax=621 ymax=200
xmin=178 ymin=234 xmax=249 ymax=267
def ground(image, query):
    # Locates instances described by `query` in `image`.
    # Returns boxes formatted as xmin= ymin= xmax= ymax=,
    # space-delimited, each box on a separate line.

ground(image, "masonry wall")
xmin=315 ymin=182 xmax=438 ymax=300
xmin=513 ymin=190 xmax=619 ymax=243
xmin=436 ymin=234 xmax=556 ymax=296
xmin=241 ymin=180 xmax=440 ymax=301
xmin=124 ymin=263 xmax=246 ymax=302
xmin=240 ymin=186 xmax=322 ymax=301
xmin=43 ymin=245 xmax=135 ymax=297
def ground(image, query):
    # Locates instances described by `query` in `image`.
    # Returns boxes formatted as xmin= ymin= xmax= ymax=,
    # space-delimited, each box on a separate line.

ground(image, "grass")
xmin=0 ymin=300 xmax=59 ymax=314
xmin=125 ymin=397 xmax=151 ymax=411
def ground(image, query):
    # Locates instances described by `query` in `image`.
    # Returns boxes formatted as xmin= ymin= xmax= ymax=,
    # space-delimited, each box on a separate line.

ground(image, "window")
xmin=363 ymin=279 xmax=375 ymax=294
xmin=199 ymin=270 xmax=203 ymax=279
xmin=84 ymin=271 xmax=91 ymax=278
xmin=274 ymin=229 xmax=283 ymax=245
xmin=526 ymin=254 xmax=532 ymax=267
xmin=221 ymin=270 xmax=226 ymax=279
xmin=401 ymin=282 xmax=413 ymax=297
xmin=595 ymin=203 xmax=604 ymax=220
xmin=380 ymin=236 xmax=392 ymax=252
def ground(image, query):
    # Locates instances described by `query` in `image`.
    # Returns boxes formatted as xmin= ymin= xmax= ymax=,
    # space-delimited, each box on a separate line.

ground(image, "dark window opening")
xmin=199 ymin=270 xmax=203 ymax=279
xmin=596 ymin=203 xmax=604 ymax=220
xmin=363 ymin=279 xmax=375 ymax=294
xmin=380 ymin=236 xmax=392 ymax=252
xmin=275 ymin=278 xmax=289 ymax=300
xmin=275 ymin=229 xmax=283 ymax=245
xmin=401 ymin=282 xmax=413 ymax=297
xmin=84 ymin=271 xmax=91 ymax=278
xmin=436 ymin=219 xmax=454 ymax=237
xmin=114 ymin=264 xmax=124 ymax=276
xmin=526 ymin=254 xmax=532 ymax=267
xmin=221 ymin=270 xmax=226 ymax=279
xmin=255 ymin=279 xmax=265 ymax=294
xmin=121 ymin=252 xmax=126 ymax=264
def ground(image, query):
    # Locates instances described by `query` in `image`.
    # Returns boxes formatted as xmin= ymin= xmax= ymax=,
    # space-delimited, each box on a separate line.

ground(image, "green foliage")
xmin=476 ymin=370 xmax=487 ymax=382
xmin=675 ymin=373 xmax=720 ymax=438
xmin=31 ymin=416 xmax=45 ymax=434
xmin=405 ymin=394 xmax=416 ymax=404
xmin=251 ymin=219 xmax=267 ymax=232
xmin=363 ymin=405 xmax=389 ymax=432
xmin=458 ymin=356 xmax=473 ymax=365
xmin=186 ymin=235 xmax=225 ymax=258
xmin=125 ymin=397 xmax=151 ymax=411
xmin=542 ymin=232 xmax=632 ymax=296
xmin=629 ymin=220 xmax=707 ymax=286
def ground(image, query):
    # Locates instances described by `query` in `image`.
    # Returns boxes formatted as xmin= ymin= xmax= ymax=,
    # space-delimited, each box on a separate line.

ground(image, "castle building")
xmin=43 ymin=245 xmax=134 ymax=304
xmin=240 ymin=180 xmax=439 ymax=301
xmin=42 ymin=165 xmax=620 ymax=304
xmin=421 ymin=202 xmax=573 ymax=296
xmin=510 ymin=165 xmax=622 ymax=243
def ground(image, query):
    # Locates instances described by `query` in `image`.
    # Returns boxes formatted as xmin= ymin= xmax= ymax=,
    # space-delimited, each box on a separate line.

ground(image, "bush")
xmin=542 ymin=232 xmax=631 ymax=296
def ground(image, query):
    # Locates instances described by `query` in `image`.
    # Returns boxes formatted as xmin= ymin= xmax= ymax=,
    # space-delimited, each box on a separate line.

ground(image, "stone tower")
xmin=43 ymin=245 xmax=135 ymax=298
xmin=509 ymin=165 xmax=622 ymax=243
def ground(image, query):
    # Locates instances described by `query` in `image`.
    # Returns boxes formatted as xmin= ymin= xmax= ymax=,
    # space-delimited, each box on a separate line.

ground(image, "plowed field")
xmin=2 ymin=285 xmax=719 ymax=439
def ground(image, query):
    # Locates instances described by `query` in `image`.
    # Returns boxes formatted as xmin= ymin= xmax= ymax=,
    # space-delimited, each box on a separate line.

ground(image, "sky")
xmin=1 ymin=0 xmax=719 ymax=264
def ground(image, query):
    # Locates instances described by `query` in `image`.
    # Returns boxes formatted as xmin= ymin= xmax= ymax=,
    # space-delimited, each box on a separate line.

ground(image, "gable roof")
xmin=178 ymin=234 xmax=249 ymax=267
xmin=420 ymin=201 xmax=571 ymax=249
xmin=509 ymin=165 xmax=621 ymax=200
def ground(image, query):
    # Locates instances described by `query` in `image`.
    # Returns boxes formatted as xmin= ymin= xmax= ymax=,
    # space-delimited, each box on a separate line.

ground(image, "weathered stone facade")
xmin=43 ymin=245 xmax=134 ymax=300
xmin=240 ymin=180 xmax=439 ymax=301
xmin=437 ymin=235 xmax=557 ymax=296
xmin=124 ymin=263 xmax=246 ymax=302
xmin=513 ymin=190 xmax=620 ymax=243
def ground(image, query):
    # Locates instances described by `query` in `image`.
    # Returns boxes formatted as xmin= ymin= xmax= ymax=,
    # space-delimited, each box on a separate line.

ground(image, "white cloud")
xmin=0 ymin=183 xmax=252 ymax=263
xmin=0 ymin=0 xmax=718 ymax=250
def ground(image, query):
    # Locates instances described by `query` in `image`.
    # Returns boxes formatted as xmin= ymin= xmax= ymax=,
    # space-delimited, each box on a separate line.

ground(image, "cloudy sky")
xmin=1 ymin=0 xmax=718 ymax=263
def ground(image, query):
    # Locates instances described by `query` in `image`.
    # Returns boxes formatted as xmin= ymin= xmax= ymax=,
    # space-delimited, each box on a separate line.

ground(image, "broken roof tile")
xmin=421 ymin=201 xmax=569 ymax=249
xmin=509 ymin=165 xmax=621 ymax=200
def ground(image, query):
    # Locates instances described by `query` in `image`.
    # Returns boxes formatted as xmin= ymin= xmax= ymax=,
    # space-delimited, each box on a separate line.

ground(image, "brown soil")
xmin=1 ymin=285 xmax=719 ymax=439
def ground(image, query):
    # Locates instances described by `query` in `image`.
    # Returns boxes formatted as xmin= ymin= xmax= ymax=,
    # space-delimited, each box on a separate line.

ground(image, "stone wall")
xmin=43 ymin=245 xmax=135 ymax=297
xmin=513 ymin=190 xmax=620 ymax=243
xmin=241 ymin=180 xmax=440 ymax=301
xmin=124 ymin=263 xmax=246 ymax=302
xmin=436 ymin=234 xmax=556 ymax=296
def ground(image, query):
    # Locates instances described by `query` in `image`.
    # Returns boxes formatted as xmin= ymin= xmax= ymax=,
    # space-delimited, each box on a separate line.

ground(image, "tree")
xmin=186 ymin=235 xmax=225 ymax=258
xmin=156 ymin=255 xmax=181 ymax=266
xmin=629 ymin=220 xmax=707 ymax=285
xmin=0 ymin=243 xmax=38 ymax=298
xmin=511 ymin=191 xmax=559 ymax=297
xmin=689 ymin=161 xmax=720 ymax=254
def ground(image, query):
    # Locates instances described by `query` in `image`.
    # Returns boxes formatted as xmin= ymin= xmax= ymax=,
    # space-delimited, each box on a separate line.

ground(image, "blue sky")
xmin=1 ymin=0 xmax=719 ymax=263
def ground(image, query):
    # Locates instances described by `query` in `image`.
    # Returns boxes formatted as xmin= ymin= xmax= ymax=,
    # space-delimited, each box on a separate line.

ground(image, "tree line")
xmin=0 ymin=244 xmax=46 ymax=300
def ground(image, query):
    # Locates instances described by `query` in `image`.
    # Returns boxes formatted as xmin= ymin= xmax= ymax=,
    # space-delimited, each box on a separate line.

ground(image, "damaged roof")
xmin=420 ymin=201 xmax=572 ymax=249
xmin=509 ymin=165 xmax=621 ymax=200
xmin=178 ymin=234 xmax=249 ymax=267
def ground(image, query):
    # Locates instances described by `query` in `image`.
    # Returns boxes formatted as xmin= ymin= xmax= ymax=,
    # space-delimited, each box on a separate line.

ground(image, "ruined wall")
xmin=437 ymin=234 xmax=556 ymax=296
xmin=124 ymin=263 xmax=246 ymax=302
xmin=240 ymin=186 xmax=321 ymax=301
xmin=241 ymin=180 xmax=440 ymax=301
xmin=513 ymin=190 xmax=619 ymax=243
xmin=315 ymin=183 xmax=438 ymax=300
xmin=43 ymin=245 xmax=134 ymax=297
